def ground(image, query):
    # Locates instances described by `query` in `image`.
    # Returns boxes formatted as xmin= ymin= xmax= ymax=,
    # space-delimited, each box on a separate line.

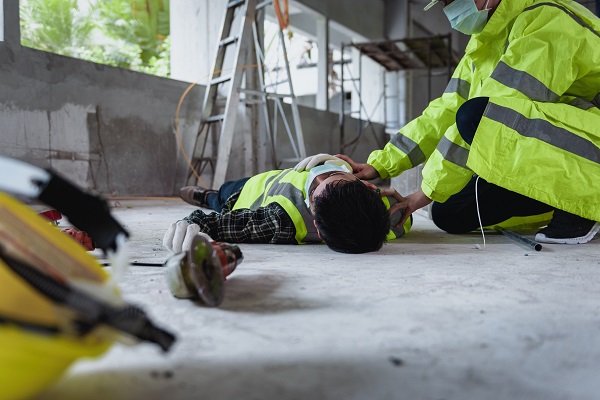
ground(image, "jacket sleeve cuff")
xmin=421 ymin=180 xmax=451 ymax=203
xmin=368 ymin=159 xmax=390 ymax=180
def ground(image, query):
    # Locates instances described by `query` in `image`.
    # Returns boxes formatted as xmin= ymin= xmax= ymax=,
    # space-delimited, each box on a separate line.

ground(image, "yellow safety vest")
xmin=233 ymin=169 xmax=411 ymax=243
xmin=368 ymin=0 xmax=600 ymax=222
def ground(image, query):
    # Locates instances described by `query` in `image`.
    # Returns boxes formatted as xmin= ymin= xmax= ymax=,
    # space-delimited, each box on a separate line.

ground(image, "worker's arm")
xmin=365 ymin=56 xmax=472 ymax=180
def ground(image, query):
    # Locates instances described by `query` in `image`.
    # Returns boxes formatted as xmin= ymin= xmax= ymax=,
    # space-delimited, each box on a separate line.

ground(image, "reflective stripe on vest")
xmin=437 ymin=136 xmax=470 ymax=169
xmin=445 ymin=78 xmax=471 ymax=101
xmin=485 ymin=102 xmax=600 ymax=164
xmin=239 ymin=169 xmax=320 ymax=243
xmin=390 ymin=133 xmax=426 ymax=167
xmin=382 ymin=195 xmax=411 ymax=239
xmin=491 ymin=61 xmax=560 ymax=102
xmin=569 ymin=97 xmax=598 ymax=111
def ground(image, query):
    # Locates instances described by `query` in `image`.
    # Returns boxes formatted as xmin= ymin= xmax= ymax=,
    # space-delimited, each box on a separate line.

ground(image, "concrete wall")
xmin=170 ymin=1 xmax=226 ymax=85
xmin=0 ymin=1 xmax=205 ymax=196
xmin=0 ymin=0 xmax=386 ymax=196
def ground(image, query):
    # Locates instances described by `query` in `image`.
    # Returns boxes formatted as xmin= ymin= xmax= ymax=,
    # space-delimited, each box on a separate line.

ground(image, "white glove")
xmin=163 ymin=220 xmax=202 ymax=253
xmin=293 ymin=153 xmax=352 ymax=171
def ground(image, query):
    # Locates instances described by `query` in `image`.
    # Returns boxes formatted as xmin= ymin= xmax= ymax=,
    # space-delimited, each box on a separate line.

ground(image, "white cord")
xmin=474 ymin=175 xmax=486 ymax=250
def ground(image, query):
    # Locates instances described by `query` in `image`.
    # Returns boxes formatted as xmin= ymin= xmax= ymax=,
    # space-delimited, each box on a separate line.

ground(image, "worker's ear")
xmin=313 ymin=221 xmax=322 ymax=239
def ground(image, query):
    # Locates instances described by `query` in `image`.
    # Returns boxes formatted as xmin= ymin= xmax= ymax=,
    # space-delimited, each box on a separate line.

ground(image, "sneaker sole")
xmin=535 ymin=222 xmax=600 ymax=244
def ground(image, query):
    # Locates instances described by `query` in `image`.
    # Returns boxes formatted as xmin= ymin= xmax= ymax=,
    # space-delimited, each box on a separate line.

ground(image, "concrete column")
xmin=0 ymin=0 xmax=4 ymax=42
xmin=315 ymin=15 xmax=329 ymax=111
xmin=2 ymin=0 xmax=19 ymax=46
xmin=170 ymin=0 xmax=226 ymax=84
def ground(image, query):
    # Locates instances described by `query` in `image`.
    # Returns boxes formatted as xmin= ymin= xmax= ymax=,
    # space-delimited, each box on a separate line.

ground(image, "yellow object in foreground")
xmin=0 ymin=192 xmax=114 ymax=400
xmin=0 ymin=324 xmax=111 ymax=400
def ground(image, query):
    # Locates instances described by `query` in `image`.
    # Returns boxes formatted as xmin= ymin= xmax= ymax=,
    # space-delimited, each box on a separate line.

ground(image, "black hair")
xmin=313 ymin=180 xmax=391 ymax=254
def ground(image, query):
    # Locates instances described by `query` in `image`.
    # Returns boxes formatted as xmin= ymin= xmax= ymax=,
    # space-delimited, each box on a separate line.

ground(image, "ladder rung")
xmin=257 ymin=1 xmax=271 ymax=10
xmin=241 ymin=99 xmax=264 ymax=105
xmin=219 ymin=35 xmax=239 ymax=47
xmin=206 ymin=114 xmax=225 ymax=123
xmin=240 ymin=89 xmax=294 ymax=100
xmin=227 ymin=0 xmax=245 ymax=9
xmin=239 ymin=88 xmax=267 ymax=97
xmin=265 ymin=92 xmax=293 ymax=99
xmin=264 ymin=79 xmax=288 ymax=88
xmin=210 ymin=75 xmax=232 ymax=86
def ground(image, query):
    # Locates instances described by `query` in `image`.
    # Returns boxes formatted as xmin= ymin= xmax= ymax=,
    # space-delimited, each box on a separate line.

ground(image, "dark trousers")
xmin=432 ymin=176 xmax=553 ymax=233
xmin=432 ymin=97 xmax=553 ymax=233
xmin=206 ymin=177 xmax=251 ymax=211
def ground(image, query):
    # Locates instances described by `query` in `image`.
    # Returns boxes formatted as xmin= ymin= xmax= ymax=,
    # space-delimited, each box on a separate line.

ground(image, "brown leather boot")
xmin=179 ymin=186 xmax=218 ymax=208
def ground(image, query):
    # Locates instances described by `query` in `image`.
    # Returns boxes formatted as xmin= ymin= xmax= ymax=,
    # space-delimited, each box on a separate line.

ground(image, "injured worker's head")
xmin=310 ymin=177 xmax=390 ymax=254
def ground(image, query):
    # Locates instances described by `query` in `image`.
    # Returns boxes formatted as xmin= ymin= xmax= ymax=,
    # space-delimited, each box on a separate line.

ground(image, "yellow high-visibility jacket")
xmin=368 ymin=0 xmax=600 ymax=222
xmin=233 ymin=169 xmax=411 ymax=243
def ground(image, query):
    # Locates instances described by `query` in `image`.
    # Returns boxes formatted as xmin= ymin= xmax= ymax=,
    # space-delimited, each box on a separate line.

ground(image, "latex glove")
xmin=294 ymin=153 xmax=352 ymax=171
xmin=163 ymin=220 xmax=201 ymax=253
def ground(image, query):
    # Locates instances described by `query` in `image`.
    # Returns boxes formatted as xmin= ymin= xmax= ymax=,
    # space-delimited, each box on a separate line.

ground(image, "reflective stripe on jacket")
xmin=368 ymin=0 xmax=600 ymax=221
xmin=233 ymin=169 xmax=320 ymax=244
xmin=233 ymin=169 xmax=412 ymax=243
xmin=382 ymin=196 xmax=413 ymax=239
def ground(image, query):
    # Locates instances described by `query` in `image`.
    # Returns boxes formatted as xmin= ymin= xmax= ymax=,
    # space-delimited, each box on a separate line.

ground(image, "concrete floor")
xmin=33 ymin=198 xmax=600 ymax=400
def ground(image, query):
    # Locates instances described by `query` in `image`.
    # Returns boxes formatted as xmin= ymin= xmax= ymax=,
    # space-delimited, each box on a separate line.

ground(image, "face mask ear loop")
xmin=474 ymin=175 xmax=486 ymax=250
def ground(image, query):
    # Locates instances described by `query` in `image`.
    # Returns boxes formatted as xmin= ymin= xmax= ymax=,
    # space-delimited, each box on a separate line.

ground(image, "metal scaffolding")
xmin=339 ymin=34 xmax=459 ymax=155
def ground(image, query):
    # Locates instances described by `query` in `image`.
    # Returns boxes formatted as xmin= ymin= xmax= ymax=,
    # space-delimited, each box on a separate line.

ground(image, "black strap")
xmin=0 ymin=250 xmax=175 ymax=352
xmin=36 ymin=172 xmax=129 ymax=253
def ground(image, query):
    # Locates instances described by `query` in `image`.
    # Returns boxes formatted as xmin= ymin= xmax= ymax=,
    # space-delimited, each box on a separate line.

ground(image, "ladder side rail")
xmin=252 ymin=18 xmax=278 ymax=169
xmin=212 ymin=0 xmax=259 ymax=188
xmin=200 ymin=7 xmax=238 ymax=122
xmin=277 ymin=29 xmax=306 ymax=158
xmin=274 ymin=97 xmax=300 ymax=158
xmin=190 ymin=3 xmax=241 ymax=186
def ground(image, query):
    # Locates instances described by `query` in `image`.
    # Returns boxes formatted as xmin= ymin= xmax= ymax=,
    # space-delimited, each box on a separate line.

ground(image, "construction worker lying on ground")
xmin=163 ymin=154 xmax=412 ymax=254
xmin=338 ymin=0 xmax=600 ymax=245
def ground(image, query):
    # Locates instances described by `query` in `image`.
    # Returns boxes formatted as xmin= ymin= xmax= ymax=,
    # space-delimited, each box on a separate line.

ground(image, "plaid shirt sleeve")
xmin=183 ymin=190 xmax=297 ymax=244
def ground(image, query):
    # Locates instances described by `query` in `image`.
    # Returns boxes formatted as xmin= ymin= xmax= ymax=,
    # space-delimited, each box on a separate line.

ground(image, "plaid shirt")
xmin=183 ymin=189 xmax=297 ymax=244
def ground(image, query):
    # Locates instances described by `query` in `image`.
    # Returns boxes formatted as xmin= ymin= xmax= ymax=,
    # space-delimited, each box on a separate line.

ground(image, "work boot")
xmin=535 ymin=209 xmax=600 ymax=244
xmin=179 ymin=186 xmax=218 ymax=208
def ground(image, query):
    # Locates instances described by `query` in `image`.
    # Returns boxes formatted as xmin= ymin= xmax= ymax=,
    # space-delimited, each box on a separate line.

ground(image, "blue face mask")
xmin=303 ymin=164 xmax=351 ymax=208
xmin=444 ymin=0 xmax=490 ymax=35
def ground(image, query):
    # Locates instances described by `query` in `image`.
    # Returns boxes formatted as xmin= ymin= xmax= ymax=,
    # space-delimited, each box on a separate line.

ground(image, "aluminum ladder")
xmin=190 ymin=0 xmax=306 ymax=188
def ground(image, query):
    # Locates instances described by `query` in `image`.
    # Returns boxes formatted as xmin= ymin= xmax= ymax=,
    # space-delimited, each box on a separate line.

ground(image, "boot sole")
xmin=535 ymin=222 xmax=600 ymax=244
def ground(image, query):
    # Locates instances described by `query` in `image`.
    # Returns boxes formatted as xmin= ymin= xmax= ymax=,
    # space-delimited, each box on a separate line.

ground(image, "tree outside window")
xmin=19 ymin=0 xmax=170 ymax=77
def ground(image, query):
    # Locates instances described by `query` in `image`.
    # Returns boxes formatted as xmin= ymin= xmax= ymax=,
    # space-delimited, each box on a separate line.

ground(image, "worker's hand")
xmin=379 ymin=187 xmax=407 ymax=227
xmin=388 ymin=188 xmax=432 ymax=227
xmin=163 ymin=220 xmax=201 ymax=253
xmin=335 ymin=154 xmax=380 ymax=180
xmin=293 ymin=153 xmax=352 ymax=171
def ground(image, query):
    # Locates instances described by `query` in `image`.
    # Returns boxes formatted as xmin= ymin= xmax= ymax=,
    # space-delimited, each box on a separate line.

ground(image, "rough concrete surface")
xmin=33 ymin=198 xmax=600 ymax=400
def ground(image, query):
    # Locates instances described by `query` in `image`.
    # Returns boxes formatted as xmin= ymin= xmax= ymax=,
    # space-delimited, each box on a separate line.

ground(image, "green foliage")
xmin=20 ymin=0 xmax=95 ymax=55
xmin=19 ymin=0 xmax=171 ymax=77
